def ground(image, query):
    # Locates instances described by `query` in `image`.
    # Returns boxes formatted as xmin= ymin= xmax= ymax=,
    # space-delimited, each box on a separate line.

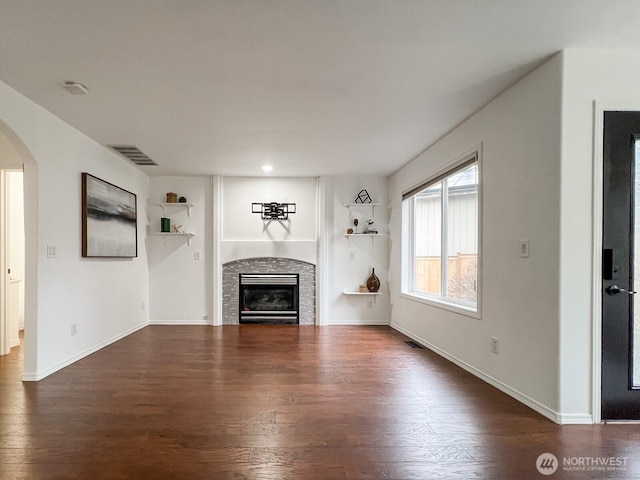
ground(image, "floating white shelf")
xmin=342 ymin=291 xmax=382 ymax=295
xmin=343 ymin=291 xmax=382 ymax=304
xmin=155 ymin=232 xmax=196 ymax=246
xmin=345 ymin=202 xmax=382 ymax=217
xmin=343 ymin=233 xmax=387 ymax=238
xmin=344 ymin=203 xmax=382 ymax=208
xmin=158 ymin=202 xmax=196 ymax=217
xmin=344 ymin=233 xmax=388 ymax=246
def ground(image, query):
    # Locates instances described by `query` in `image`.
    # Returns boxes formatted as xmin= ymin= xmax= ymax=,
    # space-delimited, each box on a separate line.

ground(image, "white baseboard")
xmin=390 ymin=322 xmax=593 ymax=425
xmin=328 ymin=318 xmax=391 ymax=326
xmin=148 ymin=319 xmax=211 ymax=325
xmin=22 ymin=321 xmax=148 ymax=382
xmin=557 ymin=413 xmax=594 ymax=424
xmin=10 ymin=338 xmax=20 ymax=348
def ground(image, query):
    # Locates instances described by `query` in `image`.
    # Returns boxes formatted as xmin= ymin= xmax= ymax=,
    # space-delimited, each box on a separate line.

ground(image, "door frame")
xmin=1 ymin=168 xmax=25 ymax=356
xmin=0 ymin=169 xmax=8 ymax=355
xmin=592 ymin=100 xmax=640 ymax=423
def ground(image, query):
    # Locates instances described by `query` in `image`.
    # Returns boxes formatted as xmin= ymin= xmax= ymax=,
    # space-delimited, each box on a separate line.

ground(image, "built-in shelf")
xmin=155 ymin=232 xmax=196 ymax=246
xmin=158 ymin=202 xmax=196 ymax=217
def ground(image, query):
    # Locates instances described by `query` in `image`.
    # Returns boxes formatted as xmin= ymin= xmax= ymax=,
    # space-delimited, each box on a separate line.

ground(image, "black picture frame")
xmin=82 ymin=173 xmax=137 ymax=258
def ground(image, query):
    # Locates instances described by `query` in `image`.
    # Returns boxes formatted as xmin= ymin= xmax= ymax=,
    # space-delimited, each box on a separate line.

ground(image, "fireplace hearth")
xmin=239 ymin=274 xmax=299 ymax=324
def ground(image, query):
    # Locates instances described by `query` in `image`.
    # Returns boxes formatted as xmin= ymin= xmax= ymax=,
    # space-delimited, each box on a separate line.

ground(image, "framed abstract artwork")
xmin=82 ymin=173 xmax=137 ymax=257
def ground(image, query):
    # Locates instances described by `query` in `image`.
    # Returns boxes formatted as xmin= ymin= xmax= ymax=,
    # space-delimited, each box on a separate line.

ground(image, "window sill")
xmin=400 ymin=292 xmax=481 ymax=319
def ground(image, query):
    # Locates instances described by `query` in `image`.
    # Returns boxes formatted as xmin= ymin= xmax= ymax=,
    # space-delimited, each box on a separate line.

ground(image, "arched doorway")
xmin=0 ymin=121 xmax=38 ymax=378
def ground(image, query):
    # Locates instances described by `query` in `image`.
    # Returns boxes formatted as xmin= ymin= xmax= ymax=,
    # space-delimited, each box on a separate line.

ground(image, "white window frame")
xmin=401 ymin=150 xmax=482 ymax=319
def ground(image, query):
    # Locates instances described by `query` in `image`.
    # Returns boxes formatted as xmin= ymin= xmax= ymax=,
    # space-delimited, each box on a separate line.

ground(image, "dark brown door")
xmin=602 ymin=111 xmax=640 ymax=420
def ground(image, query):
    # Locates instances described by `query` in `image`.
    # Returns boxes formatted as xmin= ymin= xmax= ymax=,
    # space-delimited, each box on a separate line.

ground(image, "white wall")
xmin=559 ymin=49 xmax=640 ymax=419
xmin=220 ymin=176 xmax=318 ymax=264
xmin=0 ymin=132 xmax=23 ymax=168
xmin=148 ymin=176 xmax=211 ymax=324
xmin=0 ymin=79 xmax=150 ymax=380
xmin=388 ymin=54 xmax=564 ymax=420
xmin=222 ymin=176 xmax=317 ymax=241
xmin=325 ymin=176 xmax=391 ymax=325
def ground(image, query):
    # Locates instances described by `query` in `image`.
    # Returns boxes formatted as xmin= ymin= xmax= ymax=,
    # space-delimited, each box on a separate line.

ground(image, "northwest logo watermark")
xmin=536 ymin=453 xmax=628 ymax=475
xmin=536 ymin=453 xmax=558 ymax=475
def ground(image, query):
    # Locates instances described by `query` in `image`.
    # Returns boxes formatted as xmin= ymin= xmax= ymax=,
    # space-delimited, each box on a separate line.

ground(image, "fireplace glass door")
xmin=239 ymin=274 xmax=299 ymax=324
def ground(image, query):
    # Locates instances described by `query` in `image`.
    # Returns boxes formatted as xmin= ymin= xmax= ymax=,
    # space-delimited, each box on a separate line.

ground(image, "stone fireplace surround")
xmin=222 ymin=257 xmax=316 ymax=325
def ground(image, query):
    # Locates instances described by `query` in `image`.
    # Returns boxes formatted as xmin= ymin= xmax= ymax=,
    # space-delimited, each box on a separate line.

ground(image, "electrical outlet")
xmin=367 ymin=300 xmax=373 ymax=309
xmin=520 ymin=240 xmax=530 ymax=258
xmin=141 ymin=301 xmax=145 ymax=311
xmin=491 ymin=336 xmax=499 ymax=354
xmin=348 ymin=251 xmax=356 ymax=261
xmin=194 ymin=251 xmax=201 ymax=261
xmin=71 ymin=323 xmax=77 ymax=336
xmin=202 ymin=315 xmax=208 ymax=321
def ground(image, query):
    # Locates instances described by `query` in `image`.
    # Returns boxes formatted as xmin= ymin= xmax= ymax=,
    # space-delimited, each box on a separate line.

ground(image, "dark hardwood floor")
xmin=1 ymin=326 xmax=639 ymax=479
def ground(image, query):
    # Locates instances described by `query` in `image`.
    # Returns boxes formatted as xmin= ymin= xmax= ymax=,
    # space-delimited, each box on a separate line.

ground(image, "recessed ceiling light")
xmin=63 ymin=81 xmax=89 ymax=95
xmin=262 ymin=164 xmax=273 ymax=173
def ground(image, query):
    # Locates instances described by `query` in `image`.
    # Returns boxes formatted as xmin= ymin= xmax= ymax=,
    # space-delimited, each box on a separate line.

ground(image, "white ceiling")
xmin=1 ymin=1 xmax=640 ymax=177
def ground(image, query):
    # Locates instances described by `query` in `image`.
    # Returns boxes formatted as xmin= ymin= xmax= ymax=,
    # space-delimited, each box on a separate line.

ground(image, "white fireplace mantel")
xmin=220 ymin=240 xmax=317 ymax=266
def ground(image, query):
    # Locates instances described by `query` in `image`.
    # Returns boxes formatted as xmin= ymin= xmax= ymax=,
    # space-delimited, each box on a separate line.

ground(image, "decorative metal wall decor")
xmin=355 ymin=189 xmax=372 ymax=204
xmin=252 ymin=202 xmax=297 ymax=220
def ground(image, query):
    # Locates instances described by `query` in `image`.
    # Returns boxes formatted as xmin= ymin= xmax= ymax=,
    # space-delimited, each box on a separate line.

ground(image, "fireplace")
xmin=223 ymin=258 xmax=315 ymax=325
xmin=239 ymin=273 xmax=299 ymax=324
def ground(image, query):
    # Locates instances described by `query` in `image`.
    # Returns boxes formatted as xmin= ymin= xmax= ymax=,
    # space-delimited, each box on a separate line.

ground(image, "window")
xmin=402 ymin=153 xmax=479 ymax=313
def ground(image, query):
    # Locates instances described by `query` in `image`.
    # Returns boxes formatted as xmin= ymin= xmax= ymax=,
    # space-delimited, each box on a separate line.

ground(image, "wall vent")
xmin=108 ymin=145 xmax=158 ymax=166
xmin=404 ymin=340 xmax=425 ymax=349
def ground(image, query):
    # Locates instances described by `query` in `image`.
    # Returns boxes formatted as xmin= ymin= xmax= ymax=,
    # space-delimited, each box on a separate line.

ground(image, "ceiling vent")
xmin=108 ymin=145 xmax=158 ymax=166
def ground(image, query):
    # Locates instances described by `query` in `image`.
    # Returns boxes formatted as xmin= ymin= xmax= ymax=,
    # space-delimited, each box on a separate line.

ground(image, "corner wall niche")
xmin=222 ymin=257 xmax=315 ymax=325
